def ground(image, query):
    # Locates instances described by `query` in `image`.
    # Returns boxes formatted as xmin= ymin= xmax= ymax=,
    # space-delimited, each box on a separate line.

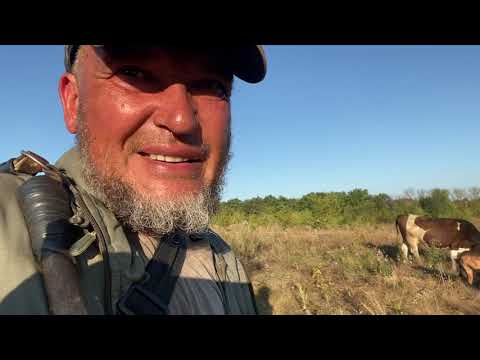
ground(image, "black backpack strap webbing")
xmin=117 ymin=231 xmax=187 ymax=315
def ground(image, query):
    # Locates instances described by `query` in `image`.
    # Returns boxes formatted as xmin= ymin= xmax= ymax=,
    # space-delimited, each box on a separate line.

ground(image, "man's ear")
xmin=59 ymin=72 xmax=80 ymax=134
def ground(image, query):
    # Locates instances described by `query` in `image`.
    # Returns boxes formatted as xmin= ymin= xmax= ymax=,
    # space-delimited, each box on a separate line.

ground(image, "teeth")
xmin=148 ymin=154 xmax=190 ymax=163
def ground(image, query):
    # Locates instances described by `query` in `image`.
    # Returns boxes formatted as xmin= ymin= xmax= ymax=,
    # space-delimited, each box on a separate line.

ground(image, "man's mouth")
xmin=145 ymin=153 xmax=200 ymax=163
xmin=136 ymin=145 xmax=207 ymax=175
xmin=133 ymin=146 xmax=209 ymax=181
xmin=137 ymin=150 xmax=203 ymax=165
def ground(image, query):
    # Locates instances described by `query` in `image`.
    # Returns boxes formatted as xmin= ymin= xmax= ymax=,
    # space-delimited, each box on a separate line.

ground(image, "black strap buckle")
xmin=117 ymin=280 xmax=169 ymax=315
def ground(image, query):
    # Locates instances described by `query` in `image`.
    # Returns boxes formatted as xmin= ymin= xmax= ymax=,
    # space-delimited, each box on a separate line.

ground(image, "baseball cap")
xmin=64 ymin=45 xmax=267 ymax=84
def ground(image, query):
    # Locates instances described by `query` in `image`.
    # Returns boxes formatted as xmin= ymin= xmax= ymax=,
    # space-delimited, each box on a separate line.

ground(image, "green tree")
xmin=419 ymin=189 xmax=454 ymax=218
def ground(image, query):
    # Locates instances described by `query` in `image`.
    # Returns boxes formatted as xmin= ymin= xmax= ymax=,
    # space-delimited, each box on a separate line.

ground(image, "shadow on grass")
xmin=412 ymin=265 xmax=458 ymax=282
xmin=365 ymin=242 xmax=400 ymax=262
xmin=255 ymin=286 xmax=273 ymax=315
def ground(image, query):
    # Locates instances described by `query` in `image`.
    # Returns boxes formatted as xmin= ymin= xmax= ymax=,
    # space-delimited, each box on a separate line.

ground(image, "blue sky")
xmin=0 ymin=45 xmax=479 ymax=201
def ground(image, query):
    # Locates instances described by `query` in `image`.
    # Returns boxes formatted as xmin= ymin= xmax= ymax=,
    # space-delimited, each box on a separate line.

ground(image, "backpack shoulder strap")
xmin=11 ymin=150 xmax=114 ymax=314
xmin=11 ymin=150 xmax=87 ymax=314
xmin=204 ymin=229 xmax=258 ymax=315
xmin=116 ymin=231 xmax=187 ymax=315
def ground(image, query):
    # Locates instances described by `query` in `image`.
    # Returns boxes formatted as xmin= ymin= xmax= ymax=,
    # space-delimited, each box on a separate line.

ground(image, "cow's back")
xmin=416 ymin=217 xmax=480 ymax=248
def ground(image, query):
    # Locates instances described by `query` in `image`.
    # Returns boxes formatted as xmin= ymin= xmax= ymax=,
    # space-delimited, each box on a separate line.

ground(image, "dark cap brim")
xmin=229 ymin=45 xmax=267 ymax=83
xmin=64 ymin=45 xmax=267 ymax=84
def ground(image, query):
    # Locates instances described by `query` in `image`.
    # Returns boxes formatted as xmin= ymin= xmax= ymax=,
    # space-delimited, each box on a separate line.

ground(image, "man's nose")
xmin=151 ymin=83 xmax=199 ymax=137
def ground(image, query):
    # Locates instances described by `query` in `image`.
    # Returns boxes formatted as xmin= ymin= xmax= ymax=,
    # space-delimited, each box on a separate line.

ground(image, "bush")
xmin=419 ymin=189 xmax=455 ymax=218
xmin=212 ymin=187 xmax=480 ymax=228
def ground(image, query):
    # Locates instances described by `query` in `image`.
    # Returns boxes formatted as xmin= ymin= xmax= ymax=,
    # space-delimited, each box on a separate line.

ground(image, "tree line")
xmin=213 ymin=187 xmax=480 ymax=228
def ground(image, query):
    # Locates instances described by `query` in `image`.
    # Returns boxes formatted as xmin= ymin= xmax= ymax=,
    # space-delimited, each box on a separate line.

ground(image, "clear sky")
xmin=0 ymin=45 xmax=479 ymax=201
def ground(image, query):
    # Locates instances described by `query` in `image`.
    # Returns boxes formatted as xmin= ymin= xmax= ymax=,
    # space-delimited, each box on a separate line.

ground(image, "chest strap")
xmin=117 ymin=231 xmax=187 ymax=315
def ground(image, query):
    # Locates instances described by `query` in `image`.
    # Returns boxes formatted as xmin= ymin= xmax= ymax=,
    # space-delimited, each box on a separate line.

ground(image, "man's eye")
xmin=191 ymin=79 xmax=230 ymax=100
xmin=117 ymin=66 xmax=146 ymax=79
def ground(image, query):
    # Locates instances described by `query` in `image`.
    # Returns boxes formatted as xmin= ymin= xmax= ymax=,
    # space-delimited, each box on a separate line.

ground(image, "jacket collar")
xmin=54 ymin=146 xmax=97 ymax=198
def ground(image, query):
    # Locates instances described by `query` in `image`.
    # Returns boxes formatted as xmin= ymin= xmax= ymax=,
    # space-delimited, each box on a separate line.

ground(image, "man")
xmin=0 ymin=45 xmax=266 ymax=315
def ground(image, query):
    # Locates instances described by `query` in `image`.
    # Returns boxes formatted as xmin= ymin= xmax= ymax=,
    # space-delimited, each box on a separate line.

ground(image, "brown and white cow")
xmin=457 ymin=244 xmax=480 ymax=287
xmin=395 ymin=214 xmax=480 ymax=272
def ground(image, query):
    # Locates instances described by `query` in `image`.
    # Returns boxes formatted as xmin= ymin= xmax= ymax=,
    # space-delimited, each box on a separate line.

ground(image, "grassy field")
xmin=212 ymin=219 xmax=480 ymax=315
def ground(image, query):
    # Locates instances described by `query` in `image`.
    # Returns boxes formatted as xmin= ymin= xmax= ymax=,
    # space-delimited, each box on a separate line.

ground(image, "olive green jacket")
xmin=0 ymin=147 xmax=256 ymax=315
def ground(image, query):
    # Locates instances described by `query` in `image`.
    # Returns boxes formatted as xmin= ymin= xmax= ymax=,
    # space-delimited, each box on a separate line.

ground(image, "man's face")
xmin=65 ymin=46 xmax=232 ymax=203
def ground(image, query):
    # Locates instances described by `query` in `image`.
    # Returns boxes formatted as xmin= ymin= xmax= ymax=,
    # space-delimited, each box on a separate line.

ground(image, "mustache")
xmin=126 ymin=137 xmax=211 ymax=157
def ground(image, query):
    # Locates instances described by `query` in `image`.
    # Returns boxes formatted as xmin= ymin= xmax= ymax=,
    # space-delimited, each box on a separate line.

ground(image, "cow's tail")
xmin=395 ymin=215 xmax=409 ymax=262
xmin=395 ymin=215 xmax=406 ymax=247
xmin=395 ymin=216 xmax=401 ymax=245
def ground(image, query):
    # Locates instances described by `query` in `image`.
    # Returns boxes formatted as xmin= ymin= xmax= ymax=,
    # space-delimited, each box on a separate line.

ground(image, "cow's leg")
xmin=458 ymin=256 xmax=474 ymax=286
xmin=450 ymin=250 xmax=459 ymax=273
xmin=411 ymin=245 xmax=421 ymax=264
xmin=407 ymin=235 xmax=421 ymax=264
xmin=465 ymin=265 xmax=474 ymax=286
xmin=459 ymin=261 xmax=467 ymax=280
xmin=396 ymin=226 xmax=409 ymax=262
xmin=400 ymin=243 xmax=409 ymax=262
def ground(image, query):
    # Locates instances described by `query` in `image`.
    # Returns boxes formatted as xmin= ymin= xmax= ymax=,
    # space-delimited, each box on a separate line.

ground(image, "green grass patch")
xmin=422 ymin=246 xmax=450 ymax=268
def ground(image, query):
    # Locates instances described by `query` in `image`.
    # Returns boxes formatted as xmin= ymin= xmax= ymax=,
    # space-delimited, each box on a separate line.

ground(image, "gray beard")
xmin=75 ymin=119 xmax=230 ymax=238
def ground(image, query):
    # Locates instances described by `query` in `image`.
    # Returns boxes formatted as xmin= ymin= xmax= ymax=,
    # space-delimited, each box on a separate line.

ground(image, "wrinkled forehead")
xmin=86 ymin=45 xmax=235 ymax=79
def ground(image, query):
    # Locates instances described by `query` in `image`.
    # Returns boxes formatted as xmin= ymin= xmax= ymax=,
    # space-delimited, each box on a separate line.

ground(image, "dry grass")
xmin=212 ymin=220 xmax=480 ymax=315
